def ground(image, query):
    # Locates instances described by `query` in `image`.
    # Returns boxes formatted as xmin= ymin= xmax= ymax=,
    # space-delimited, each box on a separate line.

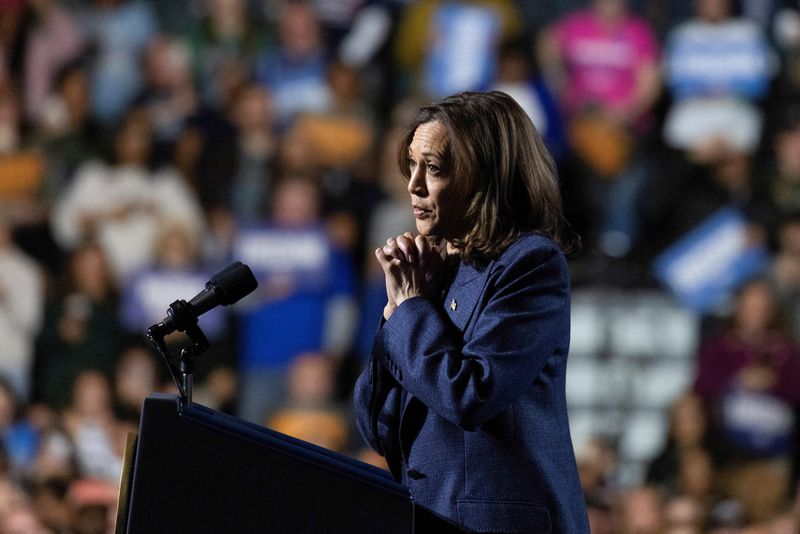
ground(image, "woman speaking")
xmin=354 ymin=91 xmax=589 ymax=533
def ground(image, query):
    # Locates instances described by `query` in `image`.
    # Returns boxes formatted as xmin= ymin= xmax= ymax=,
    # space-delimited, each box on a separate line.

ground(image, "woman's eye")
xmin=408 ymin=159 xmax=417 ymax=171
xmin=427 ymin=164 xmax=440 ymax=175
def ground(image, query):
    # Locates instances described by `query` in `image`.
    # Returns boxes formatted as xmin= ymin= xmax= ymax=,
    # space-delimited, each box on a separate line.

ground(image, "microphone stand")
xmin=146 ymin=299 xmax=211 ymax=409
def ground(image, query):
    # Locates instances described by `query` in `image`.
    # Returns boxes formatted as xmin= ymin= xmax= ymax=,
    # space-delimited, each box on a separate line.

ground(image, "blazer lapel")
xmin=398 ymin=259 xmax=494 ymax=459
xmin=442 ymin=259 xmax=491 ymax=332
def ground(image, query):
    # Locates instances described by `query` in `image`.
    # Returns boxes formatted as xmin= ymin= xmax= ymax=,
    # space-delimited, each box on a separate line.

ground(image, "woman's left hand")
xmin=376 ymin=233 xmax=444 ymax=318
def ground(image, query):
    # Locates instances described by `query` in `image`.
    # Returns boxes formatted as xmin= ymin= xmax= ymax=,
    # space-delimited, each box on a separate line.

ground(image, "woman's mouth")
xmin=413 ymin=206 xmax=431 ymax=218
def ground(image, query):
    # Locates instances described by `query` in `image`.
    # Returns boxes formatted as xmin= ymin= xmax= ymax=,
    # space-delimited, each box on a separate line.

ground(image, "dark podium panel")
xmin=117 ymin=394 xmax=467 ymax=533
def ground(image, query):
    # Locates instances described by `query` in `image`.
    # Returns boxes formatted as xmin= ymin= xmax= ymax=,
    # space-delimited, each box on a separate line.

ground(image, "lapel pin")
xmin=449 ymin=299 xmax=457 ymax=311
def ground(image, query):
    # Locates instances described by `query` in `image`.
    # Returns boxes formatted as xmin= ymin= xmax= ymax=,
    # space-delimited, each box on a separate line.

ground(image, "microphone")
xmin=148 ymin=261 xmax=258 ymax=338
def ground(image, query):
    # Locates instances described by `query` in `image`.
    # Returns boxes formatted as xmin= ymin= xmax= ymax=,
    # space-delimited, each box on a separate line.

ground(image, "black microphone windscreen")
xmin=208 ymin=262 xmax=259 ymax=305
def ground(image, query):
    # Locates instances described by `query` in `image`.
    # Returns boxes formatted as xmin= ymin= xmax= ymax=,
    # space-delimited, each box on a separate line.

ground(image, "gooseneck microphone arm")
xmin=146 ymin=262 xmax=258 ymax=408
xmin=146 ymin=301 xmax=210 ymax=408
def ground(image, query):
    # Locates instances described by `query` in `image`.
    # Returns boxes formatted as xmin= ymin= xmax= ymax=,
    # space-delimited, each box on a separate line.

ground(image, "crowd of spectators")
xmin=1 ymin=0 xmax=800 ymax=531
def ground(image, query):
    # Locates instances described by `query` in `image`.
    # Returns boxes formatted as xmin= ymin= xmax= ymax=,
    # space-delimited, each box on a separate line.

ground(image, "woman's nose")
xmin=407 ymin=167 xmax=426 ymax=196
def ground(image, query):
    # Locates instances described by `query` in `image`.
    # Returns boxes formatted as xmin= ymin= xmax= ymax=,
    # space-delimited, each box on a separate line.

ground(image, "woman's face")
xmin=406 ymin=121 xmax=469 ymax=240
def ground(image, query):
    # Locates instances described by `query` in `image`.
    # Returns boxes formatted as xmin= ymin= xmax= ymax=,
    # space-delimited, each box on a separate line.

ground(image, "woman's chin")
xmin=415 ymin=222 xmax=432 ymax=236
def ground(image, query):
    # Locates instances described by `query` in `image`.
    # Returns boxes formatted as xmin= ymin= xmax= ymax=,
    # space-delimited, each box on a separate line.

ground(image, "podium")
xmin=115 ymin=394 xmax=467 ymax=533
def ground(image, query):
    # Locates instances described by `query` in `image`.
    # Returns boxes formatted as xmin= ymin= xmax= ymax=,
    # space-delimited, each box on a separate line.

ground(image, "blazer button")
xmin=406 ymin=469 xmax=425 ymax=480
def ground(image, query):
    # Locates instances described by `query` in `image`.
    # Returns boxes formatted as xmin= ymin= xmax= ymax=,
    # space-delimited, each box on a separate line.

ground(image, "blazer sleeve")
xmin=372 ymin=242 xmax=569 ymax=431
xmin=354 ymin=326 xmax=404 ymax=465
xmin=354 ymin=357 xmax=388 ymax=454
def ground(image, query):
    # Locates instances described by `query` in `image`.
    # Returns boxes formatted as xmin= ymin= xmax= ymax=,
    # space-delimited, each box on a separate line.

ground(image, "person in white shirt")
xmin=52 ymin=112 xmax=205 ymax=283
xmin=0 ymin=214 xmax=43 ymax=399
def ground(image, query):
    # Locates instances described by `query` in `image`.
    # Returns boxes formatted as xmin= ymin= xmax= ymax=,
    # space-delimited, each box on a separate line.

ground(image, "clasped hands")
xmin=375 ymin=232 xmax=447 ymax=319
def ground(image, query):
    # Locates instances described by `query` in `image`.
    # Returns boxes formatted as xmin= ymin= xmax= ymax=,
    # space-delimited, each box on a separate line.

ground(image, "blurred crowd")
xmin=1 ymin=0 xmax=800 ymax=532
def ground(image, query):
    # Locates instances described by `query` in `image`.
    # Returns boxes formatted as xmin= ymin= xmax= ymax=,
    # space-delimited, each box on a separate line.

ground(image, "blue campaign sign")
xmin=653 ymin=207 xmax=769 ymax=312
xmin=666 ymin=21 xmax=771 ymax=100
xmin=231 ymin=225 xmax=331 ymax=292
xmin=424 ymin=4 xmax=500 ymax=98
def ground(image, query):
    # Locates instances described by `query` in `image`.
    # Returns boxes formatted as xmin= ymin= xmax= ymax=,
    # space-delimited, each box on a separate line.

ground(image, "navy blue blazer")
xmin=354 ymin=233 xmax=589 ymax=533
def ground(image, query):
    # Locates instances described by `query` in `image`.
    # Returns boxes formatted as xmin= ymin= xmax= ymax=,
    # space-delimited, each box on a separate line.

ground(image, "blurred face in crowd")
xmin=233 ymin=85 xmax=273 ymax=133
xmin=620 ymin=487 xmax=663 ymax=533
xmin=31 ymin=479 xmax=72 ymax=534
xmin=31 ymin=431 xmax=74 ymax=481
xmin=712 ymin=153 xmax=751 ymax=195
xmin=279 ymin=129 xmax=316 ymax=174
xmin=287 ymin=353 xmax=334 ymax=406
xmin=2 ymin=505 xmax=53 ymax=534
xmin=734 ymin=280 xmax=777 ymax=335
xmin=0 ymin=381 xmax=15 ymax=429
xmin=279 ymin=2 xmax=321 ymax=58
xmin=774 ymin=126 xmax=800 ymax=178
xmin=779 ymin=220 xmax=800 ymax=256
xmin=60 ymin=68 xmax=91 ymax=126
xmin=271 ymin=177 xmax=320 ymax=227
xmin=115 ymin=347 xmax=158 ymax=410
xmin=71 ymin=371 xmax=112 ymax=418
xmin=155 ymin=226 xmax=197 ymax=269
xmin=679 ymin=448 xmax=713 ymax=499
xmin=209 ymin=0 xmax=246 ymax=32
xmin=0 ymin=216 xmax=12 ymax=250
xmin=0 ymin=85 xmax=19 ymax=154
xmin=69 ymin=245 xmax=113 ymax=301
xmin=115 ymin=116 xmax=152 ymax=166
xmin=592 ymin=0 xmax=628 ymax=22
xmin=210 ymin=0 xmax=244 ymax=17
xmin=327 ymin=62 xmax=361 ymax=106
xmin=695 ymin=0 xmax=731 ymax=22
xmin=72 ymin=504 xmax=110 ymax=534
xmin=27 ymin=0 xmax=55 ymax=14
xmin=576 ymin=437 xmax=615 ymax=492
xmin=497 ymin=47 xmax=531 ymax=84
xmin=670 ymin=393 xmax=706 ymax=449
xmin=663 ymin=496 xmax=704 ymax=534
xmin=145 ymin=36 xmax=192 ymax=90
xmin=406 ymin=121 xmax=470 ymax=241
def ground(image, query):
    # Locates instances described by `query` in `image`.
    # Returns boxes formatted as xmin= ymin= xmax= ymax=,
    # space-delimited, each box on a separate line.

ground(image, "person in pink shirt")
xmin=540 ymin=0 xmax=661 ymax=129
xmin=23 ymin=0 xmax=85 ymax=127
xmin=539 ymin=0 xmax=661 ymax=261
